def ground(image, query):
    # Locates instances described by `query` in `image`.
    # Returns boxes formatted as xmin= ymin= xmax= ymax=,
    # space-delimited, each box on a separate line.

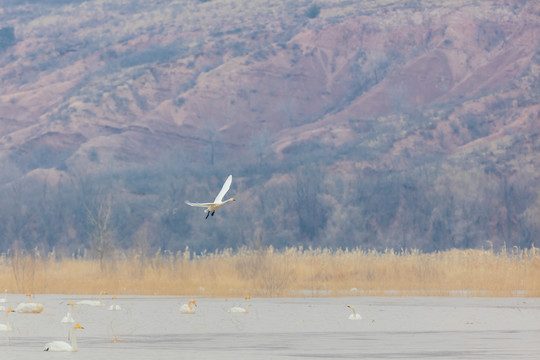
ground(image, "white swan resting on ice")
xmin=180 ymin=300 xmax=197 ymax=314
xmin=228 ymin=296 xmax=250 ymax=313
xmin=16 ymin=293 xmax=44 ymax=313
xmin=77 ymin=291 xmax=107 ymax=306
xmin=0 ymin=289 xmax=7 ymax=303
xmin=44 ymin=323 xmax=84 ymax=352
xmin=185 ymin=175 xmax=235 ymax=219
xmin=61 ymin=302 xmax=75 ymax=323
xmin=0 ymin=289 xmax=7 ymax=311
xmin=0 ymin=308 xmax=14 ymax=332
xmin=347 ymin=305 xmax=362 ymax=320
xmin=108 ymin=296 xmax=121 ymax=311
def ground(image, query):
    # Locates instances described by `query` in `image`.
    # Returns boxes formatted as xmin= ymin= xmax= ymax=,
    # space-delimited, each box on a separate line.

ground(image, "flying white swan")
xmin=44 ymin=323 xmax=84 ymax=352
xmin=16 ymin=293 xmax=44 ymax=313
xmin=0 ymin=308 xmax=15 ymax=332
xmin=108 ymin=296 xmax=121 ymax=311
xmin=61 ymin=302 xmax=75 ymax=323
xmin=180 ymin=300 xmax=197 ymax=314
xmin=347 ymin=305 xmax=362 ymax=320
xmin=77 ymin=291 xmax=107 ymax=306
xmin=185 ymin=174 xmax=235 ymax=219
xmin=228 ymin=296 xmax=250 ymax=313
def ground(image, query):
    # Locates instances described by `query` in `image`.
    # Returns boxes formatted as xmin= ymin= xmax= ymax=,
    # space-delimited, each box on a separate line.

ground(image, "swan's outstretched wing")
xmin=185 ymin=201 xmax=213 ymax=208
xmin=214 ymin=175 xmax=232 ymax=203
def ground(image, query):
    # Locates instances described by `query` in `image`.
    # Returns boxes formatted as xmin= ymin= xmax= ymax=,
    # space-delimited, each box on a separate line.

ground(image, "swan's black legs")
xmin=211 ymin=211 xmax=215 ymax=216
xmin=206 ymin=212 xmax=210 ymax=219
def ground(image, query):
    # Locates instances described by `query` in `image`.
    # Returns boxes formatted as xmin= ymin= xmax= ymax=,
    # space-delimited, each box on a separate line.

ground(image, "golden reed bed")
xmin=1 ymin=247 xmax=539 ymax=297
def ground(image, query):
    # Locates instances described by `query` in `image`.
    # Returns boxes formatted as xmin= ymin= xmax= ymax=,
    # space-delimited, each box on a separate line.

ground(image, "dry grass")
xmin=0 ymin=246 xmax=539 ymax=297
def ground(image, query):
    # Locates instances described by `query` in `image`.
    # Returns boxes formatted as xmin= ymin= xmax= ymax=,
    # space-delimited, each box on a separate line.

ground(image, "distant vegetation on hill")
xmin=0 ymin=0 xmax=539 ymax=257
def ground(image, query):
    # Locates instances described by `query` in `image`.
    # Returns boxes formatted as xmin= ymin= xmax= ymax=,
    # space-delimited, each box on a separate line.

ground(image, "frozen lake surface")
xmin=1 ymin=295 xmax=539 ymax=359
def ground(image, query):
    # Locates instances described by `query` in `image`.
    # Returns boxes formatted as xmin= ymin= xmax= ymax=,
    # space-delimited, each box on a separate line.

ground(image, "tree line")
xmin=0 ymin=130 xmax=538 ymax=261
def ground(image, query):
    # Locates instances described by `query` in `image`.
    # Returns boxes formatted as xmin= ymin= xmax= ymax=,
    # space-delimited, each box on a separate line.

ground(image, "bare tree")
xmin=249 ymin=127 xmax=274 ymax=168
xmin=293 ymin=166 xmax=328 ymax=242
xmin=87 ymin=194 xmax=116 ymax=272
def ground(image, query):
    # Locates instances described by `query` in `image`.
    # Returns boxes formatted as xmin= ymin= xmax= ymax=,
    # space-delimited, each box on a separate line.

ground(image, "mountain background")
xmin=0 ymin=0 xmax=539 ymax=257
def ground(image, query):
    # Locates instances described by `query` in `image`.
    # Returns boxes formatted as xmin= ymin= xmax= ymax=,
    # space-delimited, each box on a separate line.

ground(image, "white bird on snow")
xmin=185 ymin=175 xmax=235 ymax=219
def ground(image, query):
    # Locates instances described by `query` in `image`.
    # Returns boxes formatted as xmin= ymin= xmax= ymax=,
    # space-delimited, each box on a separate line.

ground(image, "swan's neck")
xmin=349 ymin=306 xmax=357 ymax=316
xmin=224 ymin=198 xmax=234 ymax=204
xmin=188 ymin=301 xmax=195 ymax=310
xmin=71 ymin=327 xmax=78 ymax=352
xmin=5 ymin=311 xmax=10 ymax=328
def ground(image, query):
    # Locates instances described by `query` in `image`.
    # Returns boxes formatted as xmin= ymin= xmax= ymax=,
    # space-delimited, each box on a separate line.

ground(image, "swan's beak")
xmin=232 ymin=198 xmax=236 ymax=201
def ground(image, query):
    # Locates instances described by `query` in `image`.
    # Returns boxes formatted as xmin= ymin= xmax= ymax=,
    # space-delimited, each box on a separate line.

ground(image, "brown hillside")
xmin=0 ymin=0 xmax=539 ymax=252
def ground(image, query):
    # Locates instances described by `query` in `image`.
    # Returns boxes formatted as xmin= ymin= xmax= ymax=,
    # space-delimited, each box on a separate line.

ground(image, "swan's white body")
xmin=77 ymin=300 xmax=102 ymax=306
xmin=347 ymin=305 xmax=362 ymax=320
xmin=16 ymin=294 xmax=44 ymax=313
xmin=228 ymin=296 xmax=250 ymax=313
xmin=77 ymin=291 xmax=106 ymax=306
xmin=44 ymin=323 xmax=83 ymax=352
xmin=61 ymin=313 xmax=74 ymax=323
xmin=180 ymin=300 xmax=197 ymax=314
xmin=108 ymin=296 xmax=121 ymax=311
xmin=0 ymin=309 xmax=14 ymax=332
xmin=228 ymin=306 xmax=248 ymax=313
xmin=186 ymin=175 xmax=235 ymax=218
xmin=44 ymin=341 xmax=74 ymax=352
xmin=16 ymin=303 xmax=44 ymax=313
xmin=61 ymin=302 xmax=75 ymax=323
